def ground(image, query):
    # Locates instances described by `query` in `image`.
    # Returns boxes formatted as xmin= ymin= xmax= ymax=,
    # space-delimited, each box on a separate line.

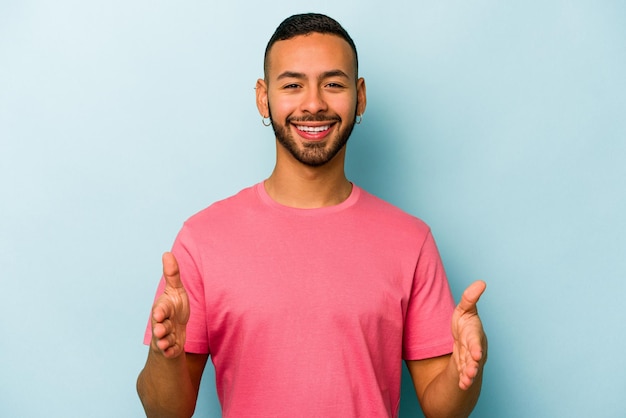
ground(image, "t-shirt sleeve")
xmin=143 ymin=223 xmax=210 ymax=354
xmin=402 ymin=230 xmax=456 ymax=360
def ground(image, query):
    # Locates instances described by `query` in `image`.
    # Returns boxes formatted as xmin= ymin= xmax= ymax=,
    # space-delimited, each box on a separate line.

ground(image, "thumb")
xmin=162 ymin=252 xmax=183 ymax=289
xmin=457 ymin=280 xmax=487 ymax=313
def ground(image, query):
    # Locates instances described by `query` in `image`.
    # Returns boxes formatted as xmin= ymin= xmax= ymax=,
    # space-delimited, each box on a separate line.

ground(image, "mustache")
xmin=287 ymin=115 xmax=340 ymax=123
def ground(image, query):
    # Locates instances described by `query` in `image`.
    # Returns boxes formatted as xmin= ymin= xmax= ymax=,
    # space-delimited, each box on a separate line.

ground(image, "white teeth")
xmin=296 ymin=125 xmax=330 ymax=133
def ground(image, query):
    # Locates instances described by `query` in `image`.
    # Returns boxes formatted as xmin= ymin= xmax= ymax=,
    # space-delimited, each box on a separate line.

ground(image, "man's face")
xmin=257 ymin=33 xmax=366 ymax=167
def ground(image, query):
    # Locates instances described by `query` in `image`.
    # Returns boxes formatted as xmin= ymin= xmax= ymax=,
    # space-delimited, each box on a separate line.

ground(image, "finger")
xmin=152 ymin=296 xmax=173 ymax=322
xmin=460 ymin=348 xmax=484 ymax=390
xmin=162 ymin=252 xmax=183 ymax=289
xmin=151 ymin=297 xmax=174 ymax=323
xmin=152 ymin=319 xmax=172 ymax=339
xmin=156 ymin=333 xmax=175 ymax=352
xmin=459 ymin=365 xmax=478 ymax=390
xmin=457 ymin=347 xmax=479 ymax=389
xmin=457 ymin=280 xmax=486 ymax=313
xmin=470 ymin=343 xmax=484 ymax=362
xmin=162 ymin=343 xmax=182 ymax=358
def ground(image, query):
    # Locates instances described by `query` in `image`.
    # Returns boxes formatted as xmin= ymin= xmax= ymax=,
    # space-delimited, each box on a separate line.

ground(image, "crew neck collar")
xmin=255 ymin=181 xmax=360 ymax=215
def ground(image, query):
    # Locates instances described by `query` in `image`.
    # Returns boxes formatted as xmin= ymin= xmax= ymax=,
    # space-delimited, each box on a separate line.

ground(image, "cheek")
xmin=268 ymin=93 xmax=298 ymax=116
xmin=330 ymin=99 xmax=357 ymax=119
xmin=327 ymin=91 xmax=358 ymax=113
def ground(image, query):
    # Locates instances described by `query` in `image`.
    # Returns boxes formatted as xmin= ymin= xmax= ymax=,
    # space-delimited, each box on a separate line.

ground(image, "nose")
xmin=300 ymin=86 xmax=328 ymax=114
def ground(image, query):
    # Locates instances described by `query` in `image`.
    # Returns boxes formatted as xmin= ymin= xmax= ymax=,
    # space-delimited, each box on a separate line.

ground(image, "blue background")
xmin=1 ymin=1 xmax=624 ymax=417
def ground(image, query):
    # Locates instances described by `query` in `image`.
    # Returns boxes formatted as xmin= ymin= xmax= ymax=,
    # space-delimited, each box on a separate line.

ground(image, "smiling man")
xmin=137 ymin=13 xmax=487 ymax=418
xmin=259 ymin=32 xmax=364 ymax=170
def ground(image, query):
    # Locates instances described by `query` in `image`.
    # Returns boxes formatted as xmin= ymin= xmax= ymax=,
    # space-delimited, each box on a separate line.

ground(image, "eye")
xmin=325 ymin=82 xmax=345 ymax=89
xmin=282 ymin=83 xmax=301 ymax=89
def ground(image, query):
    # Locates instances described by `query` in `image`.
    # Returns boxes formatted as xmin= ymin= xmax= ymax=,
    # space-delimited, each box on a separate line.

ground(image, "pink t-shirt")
xmin=145 ymin=183 xmax=455 ymax=417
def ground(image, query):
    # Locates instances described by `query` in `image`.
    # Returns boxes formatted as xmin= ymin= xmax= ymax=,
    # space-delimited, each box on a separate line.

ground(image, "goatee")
xmin=269 ymin=112 xmax=356 ymax=167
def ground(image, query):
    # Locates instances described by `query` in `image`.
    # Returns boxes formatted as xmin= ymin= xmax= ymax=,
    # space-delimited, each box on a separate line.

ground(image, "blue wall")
xmin=1 ymin=1 xmax=624 ymax=417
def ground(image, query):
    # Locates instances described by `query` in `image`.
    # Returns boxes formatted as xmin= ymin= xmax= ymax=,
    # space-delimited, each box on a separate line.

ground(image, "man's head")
xmin=264 ymin=13 xmax=359 ymax=80
xmin=257 ymin=14 xmax=366 ymax=168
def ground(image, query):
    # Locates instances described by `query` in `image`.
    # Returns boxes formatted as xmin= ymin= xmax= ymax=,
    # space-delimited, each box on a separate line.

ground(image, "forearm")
xmin=419 ymin=357 xmax=485 ymax=418
xmin=137 ymin=349 xmax=197 ymax=418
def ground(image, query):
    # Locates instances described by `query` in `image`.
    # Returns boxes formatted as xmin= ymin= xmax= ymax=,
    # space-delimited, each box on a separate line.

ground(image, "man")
xmin=137 ymin=13 xmax=487 ymax=418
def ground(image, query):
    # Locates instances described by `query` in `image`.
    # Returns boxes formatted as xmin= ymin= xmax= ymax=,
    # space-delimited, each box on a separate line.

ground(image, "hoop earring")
xmin=355 ymin=114 xmax=362 ymax=125
xmin=262 ymin=116 xmax=272 ymax=127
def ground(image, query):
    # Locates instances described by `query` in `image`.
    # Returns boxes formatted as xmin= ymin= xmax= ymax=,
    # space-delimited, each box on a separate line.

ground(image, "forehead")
xmin=265 ymin=33 xmax=357 ymax=80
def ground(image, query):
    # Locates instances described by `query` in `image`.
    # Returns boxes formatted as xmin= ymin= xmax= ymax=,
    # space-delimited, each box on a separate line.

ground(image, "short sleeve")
xmin=143 ymin=223 xmax=210 ymax=354
xmin=402 ymin=230 xmax=456 ymax=360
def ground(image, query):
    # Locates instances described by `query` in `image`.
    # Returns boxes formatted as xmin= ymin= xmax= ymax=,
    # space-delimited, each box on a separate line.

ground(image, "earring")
xmin=262 ymin=116 xmax=272 ymax=127
xmin=355 ymin=114 xmax=362 ymax=125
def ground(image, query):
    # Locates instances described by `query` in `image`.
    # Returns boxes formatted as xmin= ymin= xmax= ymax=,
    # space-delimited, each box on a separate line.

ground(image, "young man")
xmin=137 ymin=13 xmax=487 ymax=418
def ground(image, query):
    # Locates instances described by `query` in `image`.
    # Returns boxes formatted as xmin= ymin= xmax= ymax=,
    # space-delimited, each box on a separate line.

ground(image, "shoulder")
xmin=354 ymin=186 xmax=431 ymax=235
xmin=173 ymin=184 xmax=261 ymax=241
xmin=186 ymin=184 xmax=258 ymax=223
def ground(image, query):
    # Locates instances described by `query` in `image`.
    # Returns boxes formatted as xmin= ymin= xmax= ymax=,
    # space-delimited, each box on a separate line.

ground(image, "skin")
xmin=261 ymin=37 xmax=360 ymax=168
xmin=256 ymin=33 xmax=366 ymax=208
xmin=406 ymin=281 xmax=488 ymax=417
xmin=137 ymin=32 xmax=487 ymax=418
xmin=136 ymin=253 xmax=208 ymax=418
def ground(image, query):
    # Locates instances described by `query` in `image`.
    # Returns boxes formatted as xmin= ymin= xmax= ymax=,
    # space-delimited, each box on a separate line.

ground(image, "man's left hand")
xmin=451 ymin=280 xmax=488 ymax=390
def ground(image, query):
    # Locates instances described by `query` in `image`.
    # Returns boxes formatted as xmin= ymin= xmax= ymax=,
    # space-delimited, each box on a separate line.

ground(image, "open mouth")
xmin=295 ymin=125 xmax=331 ymax=134
xmin=292 ymin=123 xmax=333 ymax=141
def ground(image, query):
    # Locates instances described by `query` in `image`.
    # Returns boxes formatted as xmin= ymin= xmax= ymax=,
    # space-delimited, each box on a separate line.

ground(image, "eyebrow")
xmin=276 ymin=69 xmax=351 ymax=82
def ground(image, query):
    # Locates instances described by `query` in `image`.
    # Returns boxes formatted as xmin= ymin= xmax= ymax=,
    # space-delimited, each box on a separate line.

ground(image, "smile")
xmin=295 ymin=125 xmax=331 ymax=133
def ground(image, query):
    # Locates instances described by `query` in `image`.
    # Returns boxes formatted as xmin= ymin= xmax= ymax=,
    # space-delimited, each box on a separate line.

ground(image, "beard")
xmin=269 ymin=109 xmax=357 ymax=167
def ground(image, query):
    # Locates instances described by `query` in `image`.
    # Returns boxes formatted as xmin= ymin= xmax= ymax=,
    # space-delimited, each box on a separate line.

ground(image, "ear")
xmin=356 ymin=77 xmax=367 ymax=117
xmin=256 ymin=78 xmax=269 ymax=117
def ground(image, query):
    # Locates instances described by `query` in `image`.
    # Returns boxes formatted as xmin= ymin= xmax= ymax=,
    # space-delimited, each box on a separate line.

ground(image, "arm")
xmin=137 ymin=252 xmax=209 ymax=418
xmin=405 ymin=281 xmax=487 ymax=418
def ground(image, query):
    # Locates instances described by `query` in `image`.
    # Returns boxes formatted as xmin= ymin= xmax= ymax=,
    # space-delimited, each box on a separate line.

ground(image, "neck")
xmin=265 ymin=143 xmax=352 ymax=209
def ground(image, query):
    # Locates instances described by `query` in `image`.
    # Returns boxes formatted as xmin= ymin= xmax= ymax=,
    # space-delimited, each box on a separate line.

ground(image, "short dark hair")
xmin=263 ymin=13 xmax=358 ymax=78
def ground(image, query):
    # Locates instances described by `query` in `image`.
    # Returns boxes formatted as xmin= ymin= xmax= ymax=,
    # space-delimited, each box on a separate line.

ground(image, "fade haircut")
xmin=263 ymin=13 xmax=359 ymax=79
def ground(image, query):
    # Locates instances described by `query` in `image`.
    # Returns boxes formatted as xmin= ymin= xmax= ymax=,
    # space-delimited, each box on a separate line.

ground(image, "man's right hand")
xmin=150 ymin=252 xmax=190 ymax=358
